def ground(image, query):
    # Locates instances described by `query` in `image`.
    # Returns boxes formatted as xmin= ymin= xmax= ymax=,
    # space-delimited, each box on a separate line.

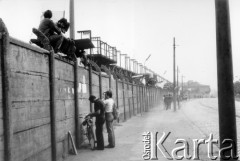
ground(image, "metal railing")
xmin=91 ymin=37 xmax=117 ymax=62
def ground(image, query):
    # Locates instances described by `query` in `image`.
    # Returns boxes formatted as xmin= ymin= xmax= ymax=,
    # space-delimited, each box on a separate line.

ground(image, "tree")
xmin=163 ymin=82 xmax=173 ymax=90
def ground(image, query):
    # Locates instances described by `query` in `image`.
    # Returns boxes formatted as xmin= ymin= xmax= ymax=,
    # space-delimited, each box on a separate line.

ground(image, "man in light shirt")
xmin=103 ymin=90 xmax=115 ymax=148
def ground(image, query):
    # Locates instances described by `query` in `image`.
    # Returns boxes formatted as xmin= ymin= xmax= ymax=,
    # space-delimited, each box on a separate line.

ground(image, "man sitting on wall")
xmin=32 ymin=10 xmax=76 ymax=60
xmin=75 ymin=49 xmax=88 ymax=68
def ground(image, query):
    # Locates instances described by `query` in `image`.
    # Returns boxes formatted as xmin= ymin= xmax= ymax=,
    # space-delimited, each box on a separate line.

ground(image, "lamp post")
xmin=144 ymin=54 xmax=151 ymax=67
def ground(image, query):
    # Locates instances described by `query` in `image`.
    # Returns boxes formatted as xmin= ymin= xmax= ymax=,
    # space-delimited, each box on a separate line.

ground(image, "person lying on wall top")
xmin=75 ymin=49 xmax=89 ymax=68
xmin=36 ymin=10 xmax=76 ymax=60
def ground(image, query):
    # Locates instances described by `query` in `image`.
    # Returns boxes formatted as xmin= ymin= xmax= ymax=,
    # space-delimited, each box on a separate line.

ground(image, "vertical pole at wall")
xmin=143 ymin=86 xmax=145 ymax=112
xmin=122 ymin=81 xmax=126 ymax=121
xmin=109 ymin=75 xmax=112 ymax=89
xmin=140 ymin=85 xmax=142 ymax=115
xmin=144 ymin=87 xmax=147 ymax=111
xmin=136 ymin=84 xmax=139 ymax=114
xmin=132 ymin=83 xmax=135 ymax=116
xmin=89 ymin=32 xmax=93 ymax=112
xmin=156 ymin=88 xmax=158 ymax=105
xmin=0 ymin=19 xmax=12 ymax=161
xmin=154 ymin=88 xmax=155 ymax=106
xmin=142 ymin=86 xmax=144 ymax=112
xmin=146 ymin=87 xmax=150 ymax=111
xmin=152 ymin=88 xmax=154 ymax=107
xmin=99 ymin=72 xmax=102 ymax=99
xmin=128 ymin=83 xmax=131 ymax=118
xmin=155 ymin=88 xmax=156 ymax=106
xmin=150 ymin=88 xmax=152 ymax=108
xmin=215 ymin=0 xmax=238 ymax=160
xmin=74 ymin=61 xmax=80 ymax=148
xmin=89 ymin=65 xmax=93 ymax=112
xmin=116 ymin=79 xmax=119 ymax=123
xmin=146 ymin=87 xmax=149 ymax=111
xmin=149 ymin=87 xmax=151 ymax=108
xmin=49 ymin=50 xmax=57 ymax=161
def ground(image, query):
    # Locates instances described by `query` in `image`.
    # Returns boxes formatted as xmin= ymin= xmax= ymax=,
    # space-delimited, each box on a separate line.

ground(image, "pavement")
xmin=65 ymin=98 xmax=238 ymax=161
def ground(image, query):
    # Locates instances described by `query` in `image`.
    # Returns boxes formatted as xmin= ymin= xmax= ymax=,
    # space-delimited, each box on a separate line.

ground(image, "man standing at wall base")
xmin=88 ymin=95 xmax=105 ymax=150
xmin=103 ymin=90 xmax=116 ymax=148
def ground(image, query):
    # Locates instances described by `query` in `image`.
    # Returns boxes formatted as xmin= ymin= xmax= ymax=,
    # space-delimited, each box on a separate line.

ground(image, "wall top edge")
xmin=10 ymin=36 xmax=49 ymax=54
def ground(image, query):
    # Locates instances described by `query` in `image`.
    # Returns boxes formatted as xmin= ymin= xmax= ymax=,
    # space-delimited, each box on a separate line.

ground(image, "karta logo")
xmin=142 ymin=132 xmax=238 ymax=160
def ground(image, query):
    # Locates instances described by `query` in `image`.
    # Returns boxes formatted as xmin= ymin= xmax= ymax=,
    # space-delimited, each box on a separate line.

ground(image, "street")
xmin=66 ymin=98 xmax=239 ymax=161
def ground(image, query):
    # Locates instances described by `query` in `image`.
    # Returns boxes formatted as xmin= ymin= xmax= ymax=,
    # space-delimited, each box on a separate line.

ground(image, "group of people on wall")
xmin=31 ymin=10 xmax=88 ymax=67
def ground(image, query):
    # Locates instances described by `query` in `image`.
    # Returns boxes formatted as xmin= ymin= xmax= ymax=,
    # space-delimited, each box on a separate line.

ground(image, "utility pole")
xmin=69 ymin=0 xmax=75 ymax=39
xmin=177 ymin=66 xmax=179 ymax=108
xmin=215 ymin=0 xmax=237 ymax=160
xmin=173 ymin=37 xmax=176 ymax=111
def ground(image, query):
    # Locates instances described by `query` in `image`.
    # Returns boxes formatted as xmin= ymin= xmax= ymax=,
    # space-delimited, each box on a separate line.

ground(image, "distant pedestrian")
xmin=168 ymin=94 xmax=173 ymax=110
xmin=103 ymin=90 xmax=115 ymax=148
xmin=88 ymin=95 xmax=105 ymax=150
xmin=163 ymin=95 xmax=168 ymax=110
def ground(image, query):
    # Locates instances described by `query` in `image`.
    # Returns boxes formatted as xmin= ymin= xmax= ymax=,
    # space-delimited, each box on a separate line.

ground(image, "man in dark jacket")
xmin=37 ymin=10 xmax=76 ymax=59
xmin=38 ymin=10 xmax=63 ymax=51
xmin=88 ymin=95 xmax=105 ymax=150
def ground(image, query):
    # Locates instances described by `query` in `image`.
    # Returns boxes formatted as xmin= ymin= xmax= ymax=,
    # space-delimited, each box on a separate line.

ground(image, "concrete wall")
xmin=8 ymin=40 xmax=52 ymax=161
xmin=0 ymin=35 xmax=163 ymax=161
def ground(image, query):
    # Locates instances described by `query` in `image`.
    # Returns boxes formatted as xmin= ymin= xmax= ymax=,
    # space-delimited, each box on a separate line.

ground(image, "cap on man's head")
xmin=89 ymin=95 xmax=96 ymax=101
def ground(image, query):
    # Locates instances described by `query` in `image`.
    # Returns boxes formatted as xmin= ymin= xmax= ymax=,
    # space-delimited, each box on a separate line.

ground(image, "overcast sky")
xmin=0 ymin=0 xmax=240 ymax=90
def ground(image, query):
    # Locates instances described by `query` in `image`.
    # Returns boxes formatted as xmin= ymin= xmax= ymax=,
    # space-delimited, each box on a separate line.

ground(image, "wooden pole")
xmin=215 ymin=0 xmax=238 ymax=160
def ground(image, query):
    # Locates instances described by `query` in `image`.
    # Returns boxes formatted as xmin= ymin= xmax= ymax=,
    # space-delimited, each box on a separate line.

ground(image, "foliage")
xmin=163 ymin=82 xmax=173 ymax=90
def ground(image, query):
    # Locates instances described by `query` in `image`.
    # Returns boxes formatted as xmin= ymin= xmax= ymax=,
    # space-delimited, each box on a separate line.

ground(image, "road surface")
xmin=66 ymin=98 xmax=239 ymax=161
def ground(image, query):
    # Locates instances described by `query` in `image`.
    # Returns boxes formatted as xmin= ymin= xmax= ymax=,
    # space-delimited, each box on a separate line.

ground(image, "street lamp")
xmin=144 ymin=54 xmax=151 ymax=67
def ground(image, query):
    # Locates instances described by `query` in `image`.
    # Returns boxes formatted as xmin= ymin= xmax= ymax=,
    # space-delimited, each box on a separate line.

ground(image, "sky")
xmin=0 ymin=0 xmax=240 ymax=91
